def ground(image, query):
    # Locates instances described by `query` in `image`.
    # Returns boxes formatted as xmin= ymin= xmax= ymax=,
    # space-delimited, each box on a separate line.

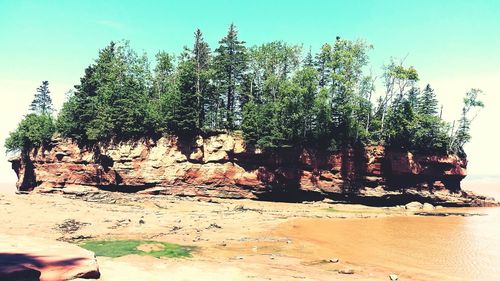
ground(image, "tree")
xmin=385 ymin=99 xmax=417 ymax=149
xmin=241 ymin=100 xmax=264 ymax=145
xmin=240 ymin=41 xmax=303 ymax=148
xmin=315 ymin=43 xmax=332 ymax=87
xmin=58 ymin=41 xmax=153 ymax=141
xmin=171 ymin=56 xmax=199 ymax=136
xmin=153 ymin=51 xmax=175 ymax=97
xmin=30 ymin=81 xmax=53 ymax=115
xmin=150 ymin=51 xmax=176 ymax=134
xmin=8 ymin=31 xmax=481 ymax=159
xmin=312 ymin=88 xmax=334 ymax=149
xmin=418 ymin=84 xmax=438 ymax=116
xmin=376 ymin=59 xmax=419 ymax=140
xmin=450 ymin=89 xmax=484 ymax=155
xmin=329 ymin=38 xmax=372 ymax=145
xmin=58 ymin=42 xmax=115 ymax=141
xmin=192 ymin=29 xmax=212 ymax=128
xmin=214 ymin=24 xmax=248 ymax=129
xmin=5 ymin=114 xmax=55 ymax=152
xmin=303 ymin=47 xmax=314 ymax=68
xmin=293 ymin=67 xmax=318 ymax=139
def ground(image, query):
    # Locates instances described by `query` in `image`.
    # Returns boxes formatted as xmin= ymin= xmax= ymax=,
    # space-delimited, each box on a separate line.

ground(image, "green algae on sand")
xmin=80 ymin=240 xmax=195 ymax=258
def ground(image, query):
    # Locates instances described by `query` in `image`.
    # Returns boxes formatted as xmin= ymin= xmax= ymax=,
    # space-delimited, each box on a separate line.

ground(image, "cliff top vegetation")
xmin=5 ymin=25 xmax=484 ymax=156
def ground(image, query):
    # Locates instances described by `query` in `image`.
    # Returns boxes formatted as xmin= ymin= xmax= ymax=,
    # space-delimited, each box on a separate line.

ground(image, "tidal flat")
xmin=0 ymin=190 xmax=499 ymax=281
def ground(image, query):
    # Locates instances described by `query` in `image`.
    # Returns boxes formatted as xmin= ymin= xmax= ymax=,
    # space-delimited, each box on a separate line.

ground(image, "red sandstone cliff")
xmin=8 ymin=133 xmax=495 ymax=206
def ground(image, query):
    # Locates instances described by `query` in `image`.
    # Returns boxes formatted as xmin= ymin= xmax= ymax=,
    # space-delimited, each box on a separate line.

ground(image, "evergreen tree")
xmin=214 ymin=24 xmax=248 ymax=129
xmin=418 ymin=84 xmax=439 ymax=116
xmin=303 ymin=47 xmax=314 ymax=68
xmin=7 ymin=31 xmax=483 ymax=158
xmin=241 ymin=100 xmax=263 ymax=145
xmin=58 ymin=41 xmax=153 ymax=141
xmin=385 ymin=99 xmax=417 ymax=149
xmin=172 ymin=56 xmax=198 ymax=136
xmin=407 ymin=86 xmax=420 ymax=111
xmin=192 ymin=29 xmax=212 ymax=128
xmin=57 ymin=63 xmax=100 ymax=141
xmin=30 ymin=81 xmax=53 ymax=115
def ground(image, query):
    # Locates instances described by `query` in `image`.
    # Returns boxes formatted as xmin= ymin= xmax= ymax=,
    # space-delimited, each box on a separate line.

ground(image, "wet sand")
xmin=1 ymin=187 xmax=499 ymax=280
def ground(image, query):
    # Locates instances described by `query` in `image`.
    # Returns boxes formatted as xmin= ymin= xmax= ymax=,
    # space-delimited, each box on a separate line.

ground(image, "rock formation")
xmin=0 ymin=234 xmax=100 ymax=280
xmin=8 ymin=133 xmax=497 ymax=206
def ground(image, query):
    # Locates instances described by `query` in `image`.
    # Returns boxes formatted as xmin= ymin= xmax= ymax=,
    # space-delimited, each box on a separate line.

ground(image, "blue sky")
xmin=1 ymin=0 xmax=499 ymax=184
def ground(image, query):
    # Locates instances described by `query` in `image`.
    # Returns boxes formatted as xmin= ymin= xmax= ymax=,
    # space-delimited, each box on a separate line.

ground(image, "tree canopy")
xmin=5 ymin=25 xmax=483 ymax=156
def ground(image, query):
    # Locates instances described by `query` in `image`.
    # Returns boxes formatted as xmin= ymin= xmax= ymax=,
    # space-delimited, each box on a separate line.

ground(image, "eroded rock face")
xmin=8 ymin=133 xmax=492 ymax=206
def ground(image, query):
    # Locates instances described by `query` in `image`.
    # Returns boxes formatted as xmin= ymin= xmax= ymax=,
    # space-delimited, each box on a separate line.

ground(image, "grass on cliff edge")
xmin=79 ymin=240 xmax=194 ymax=258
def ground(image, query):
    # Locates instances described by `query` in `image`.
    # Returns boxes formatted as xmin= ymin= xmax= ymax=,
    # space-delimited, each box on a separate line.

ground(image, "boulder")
xmin=422 ymin=202 xmax=435 ymax=211
xmin=389 ymin=273 xmax=399 ymax=280
xmin=339 ymin=268 xmax=354 ymax=274
xmin=0 ymin=264 xmax=41 ymax=281
xmin=405 ymin=201 xmax=423 ymax=210
xmin=0 ymin=234 xmax=100 ymax=280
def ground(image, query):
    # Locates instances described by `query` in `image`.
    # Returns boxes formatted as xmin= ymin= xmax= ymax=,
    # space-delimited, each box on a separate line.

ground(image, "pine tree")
xmin=407 ymin=86 xmax=420 ymax=111
xmin=30 ymin=81 xmax=53 ymax=115
xmin=192 ymin=29 xmax=211 ymax=128
xmin=303 ymin=47 xmax=314 ymax=68
xmin=172 ymin=56 xmax=199 ymax=136
xmin=214 ymin=23 xmax=248 ymax=129
xmin=418 ymin=84 xmax=438 ymax=116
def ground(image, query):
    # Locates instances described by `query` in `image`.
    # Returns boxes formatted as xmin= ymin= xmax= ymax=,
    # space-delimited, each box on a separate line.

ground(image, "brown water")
xmin=275 ymin=208 xmax=500 ymax=281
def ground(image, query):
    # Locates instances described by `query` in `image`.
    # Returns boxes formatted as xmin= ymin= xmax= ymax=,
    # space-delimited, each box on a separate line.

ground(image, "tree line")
xmin=5 ymin=24 xmax=484 ymax=156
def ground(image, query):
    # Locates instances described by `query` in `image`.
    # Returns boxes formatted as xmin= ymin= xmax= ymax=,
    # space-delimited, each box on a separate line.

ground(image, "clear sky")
xmin=1 ymin=0 xmax=499 ymax=184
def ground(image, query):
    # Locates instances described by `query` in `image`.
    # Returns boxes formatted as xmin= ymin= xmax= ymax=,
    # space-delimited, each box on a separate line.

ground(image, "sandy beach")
xmin=1 ymin=188 xmax=499 ymax=281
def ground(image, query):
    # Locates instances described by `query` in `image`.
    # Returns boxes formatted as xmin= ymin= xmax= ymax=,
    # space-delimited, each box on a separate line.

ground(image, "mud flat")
xmin=0 ymin=191 xmax=498 ymax=281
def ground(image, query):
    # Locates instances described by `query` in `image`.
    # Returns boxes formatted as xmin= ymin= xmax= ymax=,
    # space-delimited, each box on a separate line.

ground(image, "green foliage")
xmin=58 ymin=41 xmax=155 ymax=141
xmin=315 ymin=43 xmax=332 ymax=87
xmin=449 ymin=89 xmax=484 ymax=155
xmin=80 ymin=240 xmax=194 ymax=258
xmin=8 ymin=28 xmax=483 ymax=157
xmin=152 ymin=51 xmax=177 ymax=133
xmin=171 ymin=57 xmax=199 ymax=136
xmin=6 ymin=81 xmax=56 ymax=152
xmin=192 ymin=29 xmax=212 ymax=128
xmin=213 ymin=24 xmax=248 ymax=129
xmin=30 ymin=81 xmax=53 ymax=115
xmin=418 ymin=84 xmax=439 ymax=116
xmin=5 ymin=114 xmax=55 ymax=152
xmin=329 ymin=38 xmax=372 ymax=145
xmin=241 ymin=100 xmax=264 ymax=145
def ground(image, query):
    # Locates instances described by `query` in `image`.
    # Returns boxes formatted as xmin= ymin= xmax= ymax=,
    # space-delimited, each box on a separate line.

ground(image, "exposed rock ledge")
xmin=9 ymin=133 xmax=498 ymax=207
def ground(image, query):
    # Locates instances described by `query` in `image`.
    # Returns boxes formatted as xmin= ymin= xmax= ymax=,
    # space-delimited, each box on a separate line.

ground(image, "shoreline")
xmin=1 ymin=190 xmax=497 ymax=280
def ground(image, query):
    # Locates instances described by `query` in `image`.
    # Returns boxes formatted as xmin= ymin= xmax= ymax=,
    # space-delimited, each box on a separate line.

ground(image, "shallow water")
xmin=275 ymin=207 xmax=500 ymax=281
